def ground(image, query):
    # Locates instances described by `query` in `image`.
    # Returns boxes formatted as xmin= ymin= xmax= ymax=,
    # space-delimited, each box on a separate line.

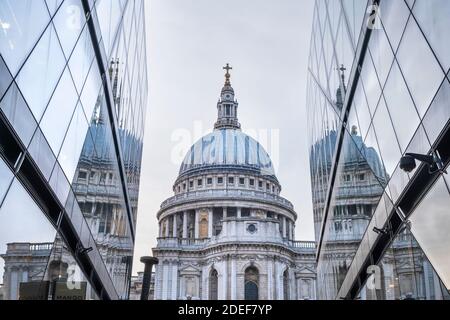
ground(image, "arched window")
xmin=245 ymin=266 xmax=259 ymax=300
xmin=283 ymin=269 xmax=290 ymax=300
xmin=209 ymin=269 xmax=218 ymax=300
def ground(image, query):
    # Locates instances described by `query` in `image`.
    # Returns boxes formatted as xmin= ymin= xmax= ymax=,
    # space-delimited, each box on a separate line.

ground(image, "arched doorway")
xmin=245 ymin=266 xmax=259 ymax=300
xmin=283 ymin=269 xmax=290 ymax=300
xmin=209 ymin=269 xmax=218 ymax=300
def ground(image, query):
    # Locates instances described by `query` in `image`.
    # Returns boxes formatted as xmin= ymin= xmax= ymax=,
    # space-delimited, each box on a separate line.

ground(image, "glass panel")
xmin=396 ymin=17 xmax=444 ymax=118
xmin=352 ymin=82 xmax=371 ymax=140
xmin=360 ymin=227 xmax=450 ymax=300
xmin=68 ymin=26 xmax=95 ymax=94
xmin=40 ymin=68 xmax=79 ymax=155
xmin=368 ymin=27 xmax=394 ymax=87
xmin=379 ymin=0 xmax=410 ymax=52
xmin=383 ymin=61 xmax=420 ymax=152
xmin=71 ymin=91 xmax=132 ymax=298
xmin=413 ymin=0 xmax=450 ymax=72
xmin=409 ymin=177 xmax=450 ymax=290
xmin=0 ymin=0 xmax=50 ymax=75
xmin=80 ymin=63 xmax=102 ymax=121
xmin=0 ymin=179 xmax=57 ymax=300
xmin=372 ymin=96 xmax=402 ymax=176
xmin=95 ymin=0 xmax=123 ymax=57
xmin=316 ymin=127 xmax=385 ymax=299
xmin=360 ymin=56 xmax=382 ymax=115
xmin=53 ymin=0 xmax=86 ymax=58
xmin=16 ymin=24 xmax=66 ymax=122
xmin=422 ymin=80 xmax=450 ymax=143
xmin=42 ymin=234 xmax=99 ymax=300
xmin=0 ymin=157 xmax=13 ymax=203
xmin=0 ymin=83 xmax=38 ymax=146
xmin=0 ymin=56 xmax=12 ymax=99
xmin=45 ymin=0 xmax=64 ymax=16
xmin=28 ymin=128 xmax=57 ymax=181
xmin=58 ymin=103 xmax=90 ymax=183
xmin=341 ymin=0 xmax=366 ymax=48
xmin=363 ymin=125 xmax=387 ymax=184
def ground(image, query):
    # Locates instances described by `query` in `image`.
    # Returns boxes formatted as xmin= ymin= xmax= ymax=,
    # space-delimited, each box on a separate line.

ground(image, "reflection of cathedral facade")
xmin=311 ymin=75 xmax=447 ymax=300
xmin=152 ymin=66 xmax=317 ymax=300
xmin=0 ymin=241 xmax=97 ymax=300
xmin=0 ymin=61 xmax=140 ymax=300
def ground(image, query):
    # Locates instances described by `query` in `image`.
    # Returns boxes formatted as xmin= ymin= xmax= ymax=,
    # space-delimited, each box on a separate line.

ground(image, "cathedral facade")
xmin=152 ymin=66 xmax=316 ymax=300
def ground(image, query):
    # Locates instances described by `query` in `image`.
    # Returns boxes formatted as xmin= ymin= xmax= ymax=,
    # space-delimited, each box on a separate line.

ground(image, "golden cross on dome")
xmin=223 ymin=63 xmax=232 ymax=75
xmin=223 ymin=63 xmax=232 ymax=85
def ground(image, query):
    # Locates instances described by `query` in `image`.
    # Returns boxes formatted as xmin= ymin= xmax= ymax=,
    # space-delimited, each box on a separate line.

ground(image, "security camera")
xmin=400 ymin=155 xmax=416 ymax=173
xmin=400 ymin=152 xmax=447 ymax=175
xmin=373 ymin=226 xmax=389 ymax=235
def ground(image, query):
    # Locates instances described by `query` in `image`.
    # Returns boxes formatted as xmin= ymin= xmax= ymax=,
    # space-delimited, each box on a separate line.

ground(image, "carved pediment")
xmin=179 ymin=265 xmax=201 ymax=276
xmin=295 ymin=265 xmax=316 ymax=276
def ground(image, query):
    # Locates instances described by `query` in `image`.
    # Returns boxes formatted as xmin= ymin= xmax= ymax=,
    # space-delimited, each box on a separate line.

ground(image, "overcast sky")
xmin=133 ymin=0 xmax=315 ymax=275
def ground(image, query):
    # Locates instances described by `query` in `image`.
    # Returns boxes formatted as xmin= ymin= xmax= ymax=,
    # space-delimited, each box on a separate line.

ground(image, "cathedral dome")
xmin=178 ymin=63 xmax=276 ymax=179
xmin=179 ymin=129 xmax=276 ymax=177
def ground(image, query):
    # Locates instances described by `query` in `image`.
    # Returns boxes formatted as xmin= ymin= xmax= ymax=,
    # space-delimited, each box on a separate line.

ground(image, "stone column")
xmin=231 ymin=257 xmax=237 ymax=300
xmin=275 ymin=261 xmax=283 ymax=300
xmin=183 ymin=211 xmax=188 ymax=239
xmin=171 ymin=262 xmax=178 ymax=300
xmin=237 ymin=207 xmax=242 ymax=218
xmin=154 ymin=265 xmax=162 ymax=300
xmin=165 ymin=219 xmax=170 ymax=238
xmin=289 ymin=270 xmax=296 ymax=300
xmin=222 ymin=257 xmax=228 ymax=300
xmin=208 ymin=208 xmax=213 ymax=238
xmin=194 ymin=210 xmax=199 ymax=239
xmin=312 ymin=278 xmax=317 ymax=300
xmin=162 ymin=263 xmax=169 ymax=300
xmin=202 ymin=265 xmax=209 ymax=300
xmin=267 ymin=259 xmax=274 ymax=300
xmin=223 ymin=207 xmax=227 ymax=219
xmin=282 ymin=217 xmax=287 ymax=239
xmin=173 ymin=214 xmax=178 ymax=238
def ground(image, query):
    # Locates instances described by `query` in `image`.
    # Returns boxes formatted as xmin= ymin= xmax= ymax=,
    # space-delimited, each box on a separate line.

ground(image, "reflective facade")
xmin=307 ymin=0 xmax=450 ymax=300
xmin=0 ymin=0 xmax=148 ymax=300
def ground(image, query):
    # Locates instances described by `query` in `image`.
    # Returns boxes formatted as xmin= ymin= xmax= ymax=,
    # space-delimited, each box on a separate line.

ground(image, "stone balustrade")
xmin=160 ymin=188 xmax=294 ymax=211
xmin=156 ymin=237 xmax=316 ymax=253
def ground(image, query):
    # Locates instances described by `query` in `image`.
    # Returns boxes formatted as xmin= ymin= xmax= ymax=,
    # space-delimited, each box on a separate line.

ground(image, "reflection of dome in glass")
xmin=310 ymin=129 xmax=386 ymax=180
xmin=179 ymin=129 xmax=275 ymax=177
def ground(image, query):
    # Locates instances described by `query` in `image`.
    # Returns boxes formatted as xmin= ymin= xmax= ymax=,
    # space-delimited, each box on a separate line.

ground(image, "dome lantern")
xmin=214 ymin=64 xmax=241 ymax=130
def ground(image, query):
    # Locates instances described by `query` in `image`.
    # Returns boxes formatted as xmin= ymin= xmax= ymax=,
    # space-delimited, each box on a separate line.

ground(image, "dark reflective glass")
xmin=0 ymin=157 xmax=13 ymax=204
xmin=0 ymin=83 xmax=38 ymax=146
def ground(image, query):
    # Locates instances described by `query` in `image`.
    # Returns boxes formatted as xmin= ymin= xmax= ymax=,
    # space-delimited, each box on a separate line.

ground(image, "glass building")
xmin=307 ymin=0 xmax=450 ymax=300
xmin=0 ymin=0 xmax=148 ymax=300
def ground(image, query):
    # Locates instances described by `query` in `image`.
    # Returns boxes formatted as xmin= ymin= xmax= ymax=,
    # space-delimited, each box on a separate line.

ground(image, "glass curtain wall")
xmin=307 ymin=0 xmax=450 ymax=300
xmin=0 ymin=0 xmax=148 ymax=300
